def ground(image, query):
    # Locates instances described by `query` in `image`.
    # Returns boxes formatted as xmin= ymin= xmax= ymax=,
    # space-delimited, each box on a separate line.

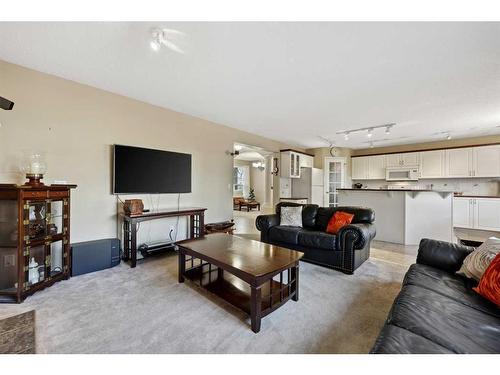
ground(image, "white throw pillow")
xmin=280 ymin=206 xmax=303 ymax=227
xmin=457 ymin=237 xmax=500 ymax=281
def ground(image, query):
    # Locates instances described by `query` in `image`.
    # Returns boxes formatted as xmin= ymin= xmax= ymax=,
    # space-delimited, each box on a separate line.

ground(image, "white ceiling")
xmin=1 ymin=22 xmax=499 ymax=149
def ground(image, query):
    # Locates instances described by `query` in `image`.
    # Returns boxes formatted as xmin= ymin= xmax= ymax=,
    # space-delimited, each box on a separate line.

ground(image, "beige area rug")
xmin=0 ymin=310 xmax=36 ymax=354
xmin=0 ymin=243 xmax=413 ymax=354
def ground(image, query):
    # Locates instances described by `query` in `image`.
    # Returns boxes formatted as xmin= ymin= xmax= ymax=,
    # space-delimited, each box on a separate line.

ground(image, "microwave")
xmin=386 ymin=166 xmax=420 ymax=181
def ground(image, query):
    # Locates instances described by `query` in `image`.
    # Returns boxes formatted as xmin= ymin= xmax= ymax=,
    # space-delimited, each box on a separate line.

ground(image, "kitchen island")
xmin=337 ymin=188 xmax=454 ymax=245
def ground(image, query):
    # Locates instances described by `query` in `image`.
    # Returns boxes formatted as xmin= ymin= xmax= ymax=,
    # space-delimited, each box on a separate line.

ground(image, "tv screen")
xmin=113 ymin=145 xmax=191 ymax=194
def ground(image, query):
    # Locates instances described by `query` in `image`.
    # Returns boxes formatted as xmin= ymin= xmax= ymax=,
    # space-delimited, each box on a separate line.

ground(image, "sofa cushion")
xmin=297 ymin=230 xmax=337 ymax=250
xmin=280 ymin=206 xmax=303 ymax=227
xmin=387 ymin=284 xmax=500 ymax=353
xmin=371 ymin=324 xmax=453 ymax=354
xmin=275 ymin=203 xmax=318 ymax=229
xmin=268 ymin=226 xmax=302 ymax=245
xmin=474 ymin=252 xmax=500 ymax=307
xmin=458 ymin=236 xmax=500 ymax=281
xmin=315 ymin=206 xmax=374 ymax=231
xmin=403 ymin=264 xmax=500 ymax=318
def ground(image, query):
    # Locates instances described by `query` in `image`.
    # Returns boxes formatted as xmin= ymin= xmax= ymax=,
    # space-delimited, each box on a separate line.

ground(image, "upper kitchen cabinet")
xmin=385 ymin=152 xmax=419 ymax=167
xmin=419 ymin=150 xmax=445 ymax=178
xmin=368 ymin=155 xmax=386 ymax=179
xmin=446 ymin=148 xmax=472 ymax=177
xmin=472 ymin=145 xmax=500 ymax=177
xmin=351 ymin=156 xmax=369 ymax=180
xmin=300 ymin=154 xmax=314 ymax=168
xmin=280 ymin=150 xmax=314 ymax=178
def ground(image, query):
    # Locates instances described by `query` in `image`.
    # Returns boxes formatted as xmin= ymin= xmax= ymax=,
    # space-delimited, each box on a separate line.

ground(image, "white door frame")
xmin=323 ymin=157 xmax=346 ymax=207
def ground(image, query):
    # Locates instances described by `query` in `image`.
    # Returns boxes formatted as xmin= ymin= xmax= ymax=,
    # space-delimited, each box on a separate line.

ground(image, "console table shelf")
xmin=121 ymin=207 xmax=207 ymax=268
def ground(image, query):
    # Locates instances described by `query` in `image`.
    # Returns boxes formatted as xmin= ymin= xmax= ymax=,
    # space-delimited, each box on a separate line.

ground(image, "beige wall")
xmin=352 ymin=135 xmax=500 ymax=156
xmin=0 ymin=60 xmax=293 ymax=243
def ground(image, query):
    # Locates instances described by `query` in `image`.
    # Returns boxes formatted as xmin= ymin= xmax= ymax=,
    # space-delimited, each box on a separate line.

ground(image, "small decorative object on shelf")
xmin=123 ymin=199 xmax=144 ymax=215
xmin=21 ymin=152 xmax=47 ymax=186
xmin=0 ymin=183 xmax=76 ymax=303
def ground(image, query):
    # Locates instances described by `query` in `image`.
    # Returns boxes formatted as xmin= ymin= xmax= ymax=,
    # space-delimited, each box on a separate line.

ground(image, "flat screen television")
xmin=113 ymin=145 xmax=192 ymax=194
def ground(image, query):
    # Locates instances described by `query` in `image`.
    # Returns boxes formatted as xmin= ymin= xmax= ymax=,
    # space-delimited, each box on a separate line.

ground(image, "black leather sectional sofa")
xmin=371 ymin=238 xmax=500 ymax=354
xmin=256 ymin=202 xmax=376 ymax=274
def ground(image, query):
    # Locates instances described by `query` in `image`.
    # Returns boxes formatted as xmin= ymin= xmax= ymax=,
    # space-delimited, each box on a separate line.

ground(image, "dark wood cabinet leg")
xmin=217 ymin=267 xmax=224 ymax=280
xmin=291 ymin=265 xmax=299 ymax=302
xmin=131 ymin=222 xmax=137 ymax=268
xmin=199 ymin=212 xmax=205 ymax=237
xmin=178 ymin=249 xmax=185 ymax=283
xmin=250 ymin=286 xmax=262 ymax=333
xmin=189 ymin=214 xmax=195 ymax=239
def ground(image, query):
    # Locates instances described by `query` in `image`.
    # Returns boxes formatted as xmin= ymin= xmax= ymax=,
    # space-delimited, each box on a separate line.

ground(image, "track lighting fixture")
xmin=344 ymin=132 xmax=349 ymax=141
xmin=369 ymin=142 xmax=374 ymax=148
xmin=446 ymin=133 xmax=452 ymax=140
xmin=385 ymin=125 xmax=391 ymax=135
xmin=367 ymin=128 xmax=373 ymax=138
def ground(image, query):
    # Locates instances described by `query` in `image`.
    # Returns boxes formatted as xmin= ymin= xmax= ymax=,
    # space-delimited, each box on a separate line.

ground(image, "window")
xmin=233 ymin=167 xmax=245 ymax=192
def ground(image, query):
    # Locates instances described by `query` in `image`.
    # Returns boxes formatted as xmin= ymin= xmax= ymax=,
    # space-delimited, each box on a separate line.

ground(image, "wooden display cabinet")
xmin=0 ymin=184 xmax=76 ymax=303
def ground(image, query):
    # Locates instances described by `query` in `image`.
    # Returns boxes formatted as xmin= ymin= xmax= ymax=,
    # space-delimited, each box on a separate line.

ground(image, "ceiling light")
xmin=234 ymin=144 xmax=243 ymax=151
xmin=344 ymin=132 xmax=349 ymax=141
xmin=385 ymin=126 xmax=391 ymax=135
xmin=446 ymin=133 xmax=452 ymax=140
xmin=367 ymin=128 xmax=373 ymax=138
xmin=369 ymin=142 xmax=374 ymax=148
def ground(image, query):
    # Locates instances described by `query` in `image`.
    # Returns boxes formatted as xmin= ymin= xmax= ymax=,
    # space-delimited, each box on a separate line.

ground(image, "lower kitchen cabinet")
xmin=453 ymin=197 xmax=500 ymax=231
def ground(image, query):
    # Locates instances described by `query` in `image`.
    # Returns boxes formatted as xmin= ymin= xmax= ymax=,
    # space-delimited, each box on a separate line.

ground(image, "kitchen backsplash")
xmin=353 ymin=178 xmax=500 ymax=195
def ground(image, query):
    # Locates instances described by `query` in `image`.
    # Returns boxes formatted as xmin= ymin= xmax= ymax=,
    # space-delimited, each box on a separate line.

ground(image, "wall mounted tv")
xmin=113 ymin=145 xmax=192 ymax=194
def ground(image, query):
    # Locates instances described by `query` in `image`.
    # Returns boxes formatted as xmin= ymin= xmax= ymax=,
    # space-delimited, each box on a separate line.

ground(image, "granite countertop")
xmin=454 ymin=194 xmax=500 ymax=199
xmin=338 ymin=188 xmax=454 ymax=193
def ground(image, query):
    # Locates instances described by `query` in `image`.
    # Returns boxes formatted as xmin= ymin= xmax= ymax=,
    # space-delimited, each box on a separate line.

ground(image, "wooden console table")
xmin=121 ymin=207 xmax=207 ymax=268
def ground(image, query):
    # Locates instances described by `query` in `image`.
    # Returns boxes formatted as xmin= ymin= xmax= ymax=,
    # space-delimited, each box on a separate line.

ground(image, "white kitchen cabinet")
xmin=453 ymin=197 xmax=473 ymax=228
xmin=300 ymin=154 xmax=314 ymax=168
xmin=453 ymin=197 xmax=500 ymax=231
xmin=351 ymin=156 xmax=369 ymax=180
xmin=385 ymin=152 xmax=419 ymax=167
xmin=385 ymin=154 xmax=402 ymax=167
xmin=420 ymin=150 xmax=445 ymax=178
xmin=280 ymin=151 xmax=301 ymax=178
xmin=473 ymin=145 xmax=500 ymax=177
xmin=401 ymin=152 xmax=419 ymax=166
xmin=446 ymin=148 xmax=472 ymax=177
xmin=474 ymin=198 xmax=500 ymax=231
xmin=368 ymin=155 xmax=386 ymax=179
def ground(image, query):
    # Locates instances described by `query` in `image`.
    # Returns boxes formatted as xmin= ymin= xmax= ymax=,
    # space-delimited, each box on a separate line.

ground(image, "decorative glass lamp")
xmin=21 ymin=152 xmax=47 ymax=186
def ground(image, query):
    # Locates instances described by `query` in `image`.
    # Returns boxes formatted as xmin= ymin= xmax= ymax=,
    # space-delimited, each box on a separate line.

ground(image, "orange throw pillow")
xmin=474 ymin=252 xmax=500 ymax=307
xmin=326 ymin=211 xmax=354 ymax=235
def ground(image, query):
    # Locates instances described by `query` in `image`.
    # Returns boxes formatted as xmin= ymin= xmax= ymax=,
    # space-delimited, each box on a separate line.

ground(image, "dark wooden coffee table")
xmin=178 ymin=233 xmax=303 ymax=333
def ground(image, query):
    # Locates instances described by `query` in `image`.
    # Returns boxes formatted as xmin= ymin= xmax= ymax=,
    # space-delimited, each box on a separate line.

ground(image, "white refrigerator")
xmin=291 ymin=167 xmax=324 ymax=206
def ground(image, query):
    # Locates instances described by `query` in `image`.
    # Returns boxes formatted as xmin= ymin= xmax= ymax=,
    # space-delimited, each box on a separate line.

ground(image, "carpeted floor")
xmin=0 ymin=237 xmax=415 ymax=354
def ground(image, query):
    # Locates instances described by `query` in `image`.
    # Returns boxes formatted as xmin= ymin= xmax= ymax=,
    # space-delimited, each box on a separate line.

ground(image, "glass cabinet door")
xmin=26 ymin=245 xmax=46 ymax=287
xmin=0 ymin=200 xmax=18 ymax=293
xmin=47 ymin=200 xmax=64 ymax=236
xmin=26 ymin=201 xmax=47 ymax=240
xmin=49 ymin=240 xmax=64 ymax=277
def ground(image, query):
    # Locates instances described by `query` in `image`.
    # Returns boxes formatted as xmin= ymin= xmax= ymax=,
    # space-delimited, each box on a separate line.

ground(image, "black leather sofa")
xmin=255 ymin=202 xmax=376 ymax=274
xmin=371 ymin=238 xmax=500 ymax=354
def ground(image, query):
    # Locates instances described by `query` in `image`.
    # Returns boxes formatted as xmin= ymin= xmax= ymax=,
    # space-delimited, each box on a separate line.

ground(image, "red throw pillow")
xmin=326 ymin=211 xmax=354 ymax=235
xmin=474 ymin=252 xmax=500 ymax=307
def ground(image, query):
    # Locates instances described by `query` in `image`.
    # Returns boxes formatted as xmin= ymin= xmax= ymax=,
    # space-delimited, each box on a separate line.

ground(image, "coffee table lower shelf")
xmin=180 ymin=258 xmax=299 ymax=333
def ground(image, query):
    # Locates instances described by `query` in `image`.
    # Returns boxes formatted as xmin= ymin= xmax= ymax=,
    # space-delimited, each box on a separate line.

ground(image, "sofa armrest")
xmin=338 ymin=223 xmax=376 ymax=250
xmin=255 ymin=214 xmax=279 ymax=233
xmin=416 ymin=238 xmax=475 ymax=273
